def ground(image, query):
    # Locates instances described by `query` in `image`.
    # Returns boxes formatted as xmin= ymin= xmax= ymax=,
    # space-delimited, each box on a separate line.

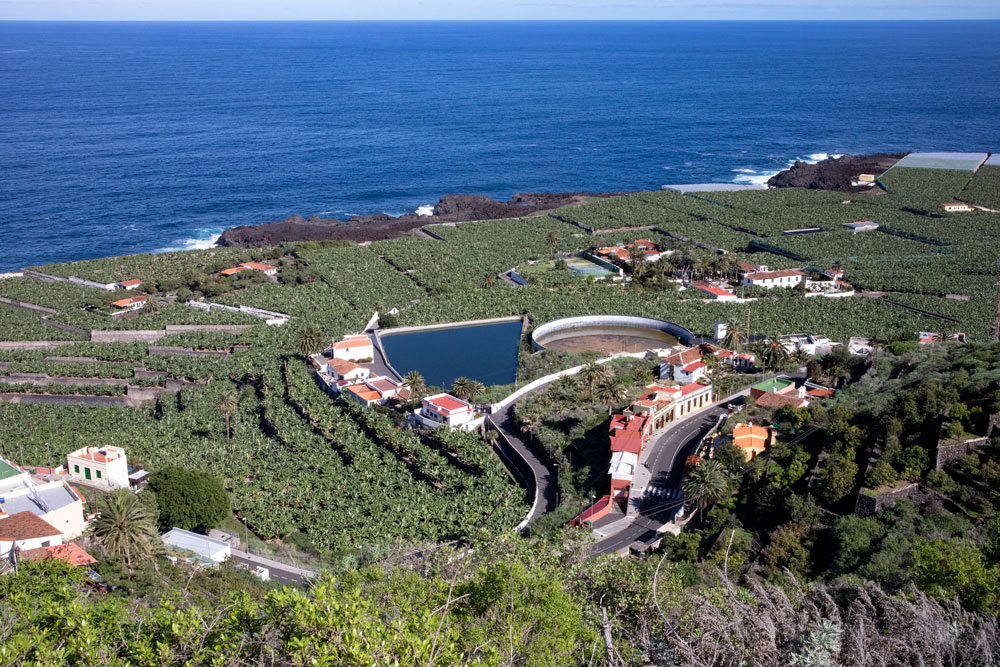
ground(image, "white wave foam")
xmin=415 ymin=204 xmax=435 ymax=217
xmin=806 ymin=152 xmax=843 ymax=162
xmin=156 ymin=229 xmax=223 ymax=253
xmin=731 ymin=169 xmax=776 ymax=187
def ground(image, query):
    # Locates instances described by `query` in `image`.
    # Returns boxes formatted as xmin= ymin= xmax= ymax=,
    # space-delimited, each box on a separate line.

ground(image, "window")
xmin=41 ymin=541 xmax=50 ymax=547
xmin=73 ymin=464 xmax=79 ymax=473
xmin=96 ymin=470 xmax=102 ymax=479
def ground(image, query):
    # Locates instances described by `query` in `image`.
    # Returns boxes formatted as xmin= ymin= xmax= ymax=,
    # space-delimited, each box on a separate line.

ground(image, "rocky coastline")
xmin=767 ymin=152 xmax=904 ymax=191
xmin=216 ymin=192 xmax=624 ymax=248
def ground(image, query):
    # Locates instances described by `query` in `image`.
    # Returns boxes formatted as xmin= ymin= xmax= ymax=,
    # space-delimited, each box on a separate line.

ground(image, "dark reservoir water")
xmin=380 ymin=321 xmax=523 ymax=389
xmin=2 ymin=21 xmax=1000 ymax=271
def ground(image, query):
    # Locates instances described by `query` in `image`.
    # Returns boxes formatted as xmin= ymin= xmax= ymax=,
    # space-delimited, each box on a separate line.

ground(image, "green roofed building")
xmin=750 ymin=377 xmax=796 ymax=399
xmin=0 ymin=459 xmax=23 ymax=482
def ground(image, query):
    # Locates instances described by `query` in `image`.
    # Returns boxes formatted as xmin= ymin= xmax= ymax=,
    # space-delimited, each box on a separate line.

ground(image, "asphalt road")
xmin=589 ymin=405 xmax=727 ymax=556
xmin=231 ymin=552 xmax=314 ymax=586
xmin=488 ymin=399 xmax=558 ymax=524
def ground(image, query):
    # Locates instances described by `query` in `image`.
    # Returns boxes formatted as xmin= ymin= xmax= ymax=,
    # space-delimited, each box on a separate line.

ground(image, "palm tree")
xmin=721 ymin=320 xmax=748 ymax=351
xmin=466 ymin=380 xmax=485 ymax=403
xmin=450 ymin=377 xmax=473 ymax=401
xmin=481 ymin=273 xmax=497 ymax=289
xmin=140 ymin=296 xmax=161 ymax=315
xmin=218 ymin=390 xmax=238 ymax=439
xmin=682 ymin=459 xmax=732 ymax=519
xmin=758 ymin=336 xmax=791 ymax=372
xmin=546 ymin=231 xmax=558 ymax=258
xmin=631 ymin=366 xmax=654 ymax=387
xmin=89 ymin=490 xmax=160 ymax=570
xmin=581 ymin=361 xmax=611 ymax=400
xmin=656 ymin=255 xmax=672 ymax=290
xmin=628 ymin=245 xmax=647 ymax=282
xmin=403 ymin=370 xmax=426 ymax=396
xmin=595 ymin=378 xmax=627 ymax=415
xmin=296 ymin=327 xmax=323 ymax=357
xmin=790 ymin=348 xmax=812 ymax=366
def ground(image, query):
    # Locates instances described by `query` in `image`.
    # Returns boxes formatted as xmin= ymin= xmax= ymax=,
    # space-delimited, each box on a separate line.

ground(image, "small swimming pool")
xmin=379 ymin=320 xmax=523 ymax=389
xmin=565 ymin=256 xmax=614 ymax=277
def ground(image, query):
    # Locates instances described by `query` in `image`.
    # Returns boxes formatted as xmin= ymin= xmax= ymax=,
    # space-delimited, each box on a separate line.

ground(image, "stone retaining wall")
xmin=0 ymin=296 xmax=58 ymax=315
xmin=854 ymin=482 xmax=926 ymax=517
xmin=148 ymin=346 xmax=229 ymax=357
xmin=40 ymin=318 xmax=89 ymax=337
xmin=90 ymin=329 xmax=166 ymax=343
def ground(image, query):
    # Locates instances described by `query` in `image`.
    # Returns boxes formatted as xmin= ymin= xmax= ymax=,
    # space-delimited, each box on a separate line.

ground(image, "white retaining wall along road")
xmin=491 ymin=351 xmax=647 ymax=414
xmin=530 ymin=314 xmax=696 ymax=352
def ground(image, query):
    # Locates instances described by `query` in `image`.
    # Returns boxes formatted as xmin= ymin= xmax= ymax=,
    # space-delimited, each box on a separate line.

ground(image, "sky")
xmin=1 ymin=0 xmax=999 ymax=21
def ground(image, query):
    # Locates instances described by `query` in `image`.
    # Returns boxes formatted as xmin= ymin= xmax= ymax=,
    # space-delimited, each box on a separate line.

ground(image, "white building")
xmin=675 ymin=361 xmax=708 ymax=384
xmin=66 ymin=446 xmax=130 ymax=489
xmin=331 ymin=334 xmax=374 ymax=362
xmin=742 ymin=267 xmax=806 ymax=289
xmin=162 ymin=527 xmax=231 ymax=564
xmin=691 ymin=281 xmax=738 ymax=301
xmin=0 ymin=511 xmax=64 ymax=560
xmin=0 ymin=459 xmax=87 ymax=539
xmin=240 ymin=262 xmax=278 ymax=277
xmin=117 ymin=279 xmax=143 ymax=290
xmin=843 ymin=221 xmax=879 ymax=233
xmin=411 ymin=393 xmax=486 ymax=432
xmin=110 ymin=294 xmax=147 ymax=311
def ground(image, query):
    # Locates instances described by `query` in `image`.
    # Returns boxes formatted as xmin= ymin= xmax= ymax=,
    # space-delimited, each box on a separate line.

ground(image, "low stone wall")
xmin=935 ymin=436 xmax=989 ymax=470
xmin=0 ymin=341 xmax=75 ymax=350
xmin=164 ymin=324 xmax=251 ymax=335
xmin=854 ymin=482 xmax=926 ymax=517
xmin=0 ymin=393 xmax=133 ymax=408
xmin=148 ymin=346 xmax=229 ymax=357
xmin=0 ymin=373 xmax=128 ymax=387
xmin=0 ymin=296 xmax=58 ymax=315
xmin=90 ymin=329 xmax=166 ymax=343
xmin=40 ymin=318 xmax=89 ymax=337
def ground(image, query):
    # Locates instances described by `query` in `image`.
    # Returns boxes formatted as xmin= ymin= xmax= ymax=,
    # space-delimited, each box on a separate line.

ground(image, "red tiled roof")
xmin=610 ymin=431 xmax=644 ymax=454
xmin=367 ymin=378 xmax=399 ymax=392
xmin=328 ymin=359 xmax=363 ymax=376
xmin=680 ymin=382 xmax=711 ymax=396
xmin=21 ymin=543 xmax=96 ymax=567
xmin=662 ymin=345 xmax=715 ymax=367
xmin=426 ymin=394 xmax=470 ymax=412
xmin=682 ymin=361 xmax=707 ymax=373
xmin=692 ymin=281 xmax=736 ymax=298
xmin=220 ymin=267 xmax=247 ymax=276
xmin=118 ymin=279 xmax=142 ymax=287
xmin=240 ymin=262 xmax=275 ymax=272
xmin=333 ymin=336 xmax=371 ymax=349
xmin=346 ymin=385 xmax=380 ymax=402
xmin=733 ymin=423 xmax=769 ymax=450
xmin=755 ymin=392 xmax=807 ymax=409
xmin=0 ymin=512 xmax=61 ymax=540
xmin=111 ymin=295 xmax=147 ymax=308
xmin=746 ymin=269 xmax=806 ymax=281
xmin=807 ymin=388 xmax=836 ymax=398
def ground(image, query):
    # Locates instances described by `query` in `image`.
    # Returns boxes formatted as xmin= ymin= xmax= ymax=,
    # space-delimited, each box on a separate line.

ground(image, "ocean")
xmin=1 ymin=20 xmax=999 ymax=271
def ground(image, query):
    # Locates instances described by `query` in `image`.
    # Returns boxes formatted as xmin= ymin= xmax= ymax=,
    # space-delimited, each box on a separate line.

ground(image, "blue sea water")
xmin=1 ymin=20 xmax=999 ymax=271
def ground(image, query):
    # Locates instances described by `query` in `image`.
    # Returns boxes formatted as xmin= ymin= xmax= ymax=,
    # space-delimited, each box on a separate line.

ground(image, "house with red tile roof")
xmin=116 ymin=279 xmax=142 ymax=290
xmin=344 ymin=384 xmax=383 ymax=407
xmin=754 ymin=392 xmax=808 ymax=410
xmin=220 ymin=266 xmax=248 ymax=277
xmin=326 ymin=359 xmax=370 ymax=382
xmin=742 ymin=267 xmax=806 ymax=289
xmin=691 ymin=281 xmax=738 ymax=301
xmin=67 ymin=446 xmax=129 ymax=489
xmin=110 ymin=294 xmax=147 ymax=311
xmin=21 ymin=542 xmax=96 ymax=567
xmin=731 ymin=422 xmax=770 ymax=461
xmin=0 ymin=511 xmax=63 ymax=558
xmin=331 ymin=334 xmax=374 ymax=362
xmin=240 ymin=262 xmax=278 ymax=276
xmin=659 ymin=344 xmax=755 ymax=382
xmin=411 ymin=393 xmax=486 ymax=432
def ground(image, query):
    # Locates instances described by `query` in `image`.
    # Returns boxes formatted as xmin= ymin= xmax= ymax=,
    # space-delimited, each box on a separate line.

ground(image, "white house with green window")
xmin=66 ymin=446 xmax=130 ymax=489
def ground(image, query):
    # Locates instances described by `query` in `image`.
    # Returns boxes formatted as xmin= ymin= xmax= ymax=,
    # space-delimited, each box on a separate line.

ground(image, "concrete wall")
xmin=90 ymin=330 xmax=166 ymax=343
xmin=164 ymin=324 xmax=251 ymax=334
xmin=0 ymin=393 xmax=133 ymax=408
xmin=40 ymin=318 xmax=89 ymax=337
xmin=0 ymin=341 xmax=75 ymax=350
xmin=530 ymin=314 xmax=695 ymax=352
xmin=148 ymin=346 xmax=229 ymax=357
xmin=854 ymin=482 xmax=926 ymax=518
xmin=0 ymin=296 xmax=58 ymax=315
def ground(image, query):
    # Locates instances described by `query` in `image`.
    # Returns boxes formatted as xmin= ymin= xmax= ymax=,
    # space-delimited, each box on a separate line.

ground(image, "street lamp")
xmin=240 ymin=517 xmax=250 ymax=555
xmin=554 ymin=463 xmax=560 ymax=507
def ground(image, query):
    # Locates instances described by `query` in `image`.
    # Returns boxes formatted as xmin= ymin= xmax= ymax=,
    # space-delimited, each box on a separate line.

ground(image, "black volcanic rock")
xmin=767 ymin=153 xmax=905 ymax=192
xmin=216 ymin=192 xmax=624 ymax=249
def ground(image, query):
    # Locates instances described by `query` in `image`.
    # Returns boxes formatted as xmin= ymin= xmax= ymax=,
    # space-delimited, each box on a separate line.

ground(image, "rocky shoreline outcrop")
xmin=767 ymin=153 xmax=905 ymax=192
xmin=216 ymin=192 xmax=624 ymax=248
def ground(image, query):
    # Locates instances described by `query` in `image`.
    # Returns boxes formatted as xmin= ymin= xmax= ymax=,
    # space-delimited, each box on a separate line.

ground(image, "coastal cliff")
xmin=216 ymin=192 xmax=622 ymax=248
xmin=767 ymin=153 xmax=904 ymax=191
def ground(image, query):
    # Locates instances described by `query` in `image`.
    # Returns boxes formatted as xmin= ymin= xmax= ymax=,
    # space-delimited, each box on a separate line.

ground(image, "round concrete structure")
xmin=530 ymin=315 xmax=695 ymax=354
